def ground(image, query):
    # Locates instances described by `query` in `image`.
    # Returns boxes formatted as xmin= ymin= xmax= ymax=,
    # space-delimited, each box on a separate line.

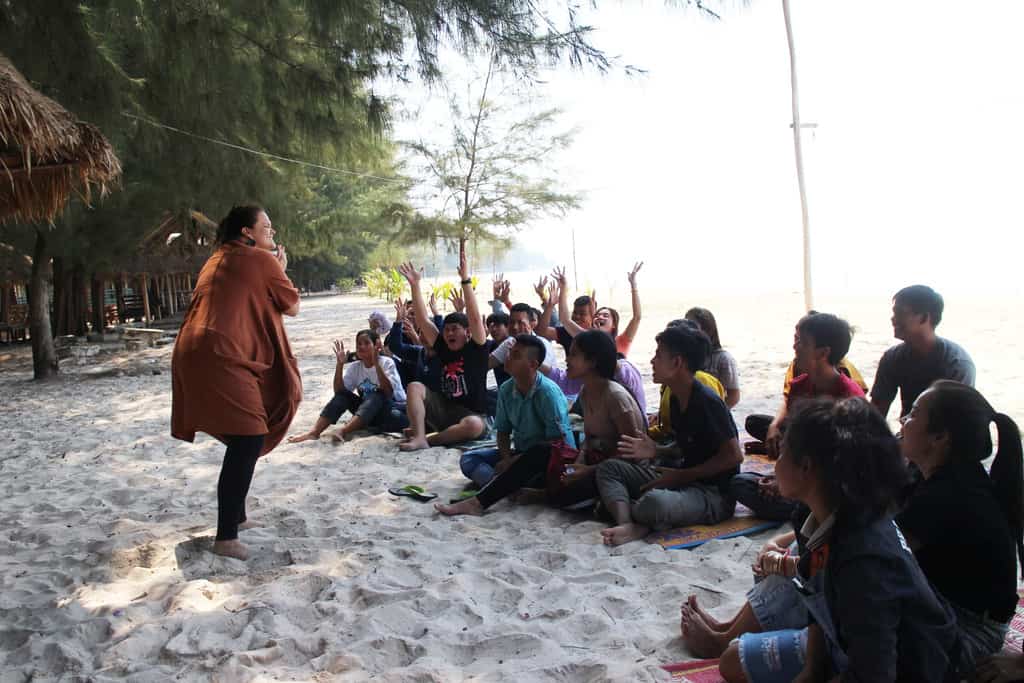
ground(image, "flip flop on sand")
xmin=448 ymin=489 xmax=479 ymax=504
xmin=388 ymin=485 xmax=438 ymax=502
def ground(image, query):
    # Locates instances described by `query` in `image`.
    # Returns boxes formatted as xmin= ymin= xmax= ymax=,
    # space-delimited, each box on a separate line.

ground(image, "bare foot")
xmin=435 ymin=497 xmax=484 ymax=516
xmin=402 ymin=427 xmax=415 ymax=438
xmin=686 ymin=594 xmax=728 ymax=632
xmin=212 ymin=539 xmax=249 ymax=560
xmin=680 ymin=604 xmax=729 ymax=658
xmin=600 ymin=523 xmax=650 ymax=546
xmin=399 ymin=437 xmax=430 ymax=452
xmin=238 ymin=519 xmax=260 ymax=530
xmin=975 ymin=653 xmax=1024 ymax=683
xmin=329 ymin=429 xmax=355 ymax=443
xmin=287 ymin=431 xmax=320 ymax=444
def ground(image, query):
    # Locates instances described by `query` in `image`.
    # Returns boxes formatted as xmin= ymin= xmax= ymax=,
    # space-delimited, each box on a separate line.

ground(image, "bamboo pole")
xmin=166 ymin=274 xmax=176 ymax=315
xmin=783 ymin=0 xmax=814 ymax=312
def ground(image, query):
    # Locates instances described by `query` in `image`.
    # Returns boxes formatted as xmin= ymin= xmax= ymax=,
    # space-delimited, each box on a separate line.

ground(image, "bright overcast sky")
xmin=386 ymin=1 xmax=1024 ymax=297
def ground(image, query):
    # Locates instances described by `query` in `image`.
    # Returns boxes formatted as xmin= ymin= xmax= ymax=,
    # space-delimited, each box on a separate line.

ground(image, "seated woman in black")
xmin=897 ymin=379 xmax=1022 ymax=672
xmin=717 ymin=398 xmax=958 ymax=683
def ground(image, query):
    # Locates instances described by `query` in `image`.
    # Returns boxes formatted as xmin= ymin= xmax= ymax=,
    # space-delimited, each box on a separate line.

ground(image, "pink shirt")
xmin=787 ymin=372 xmax=865 ymax=406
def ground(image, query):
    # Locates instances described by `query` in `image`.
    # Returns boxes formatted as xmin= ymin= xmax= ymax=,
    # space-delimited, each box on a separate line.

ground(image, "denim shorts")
xmin=737 ymin=627 xmax=808 ymax=683
xmin=747 ymin=572 xmax=809 ymax=633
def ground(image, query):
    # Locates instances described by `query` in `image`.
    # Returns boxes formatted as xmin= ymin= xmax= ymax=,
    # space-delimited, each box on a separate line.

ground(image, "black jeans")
xmin=728 ymin=472 xmax=799 ymax=521
xmin=475 ymin=444 xmax=600 ymax=511
xmin=216 ymin=434 xmax=265 ymax=541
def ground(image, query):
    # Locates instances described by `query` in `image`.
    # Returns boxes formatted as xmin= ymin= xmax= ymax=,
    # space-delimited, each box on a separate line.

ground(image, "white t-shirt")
xmin=490 ymin=333 xmax=561 ymax=369
xmin=343 ymin=355 xmax=406 ymax=403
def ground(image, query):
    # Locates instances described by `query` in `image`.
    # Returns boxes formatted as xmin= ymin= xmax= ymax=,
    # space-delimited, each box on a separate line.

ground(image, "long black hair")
xmin=571 ymin=329 xmax=618 ymax=379
xmin=684 ymin=307 xmax=722 ymax=351
xmin=785 ymin=397 xmax=910 ymax=522
xmin=215 ymin=205 xmax=264 ymax=244
xmin=923 ymin=380 xmax=1024 ymax=570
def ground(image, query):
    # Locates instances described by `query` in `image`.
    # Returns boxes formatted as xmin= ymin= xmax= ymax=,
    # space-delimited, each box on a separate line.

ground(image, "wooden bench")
xmin=121 ymin=327 xmax=165 ymax=349
xmin=0 ymin=304 xmax=28 ymax=343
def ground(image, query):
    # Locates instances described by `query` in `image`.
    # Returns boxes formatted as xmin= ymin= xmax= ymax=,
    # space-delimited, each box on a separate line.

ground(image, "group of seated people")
xmin=288 ymin=258 xmax=1022 ymax=682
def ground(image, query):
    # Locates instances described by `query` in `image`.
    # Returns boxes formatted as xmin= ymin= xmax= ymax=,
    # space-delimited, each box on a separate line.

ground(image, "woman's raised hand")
xmin=627 ymin=261 xmax=643 ymax=289
xmin=332 ymin=339 xmax=346 ymax=364
xmin=275 ymin=244 xmax=288 ymax=272
xmin=551 ymin=265 xmax=568 ymax=288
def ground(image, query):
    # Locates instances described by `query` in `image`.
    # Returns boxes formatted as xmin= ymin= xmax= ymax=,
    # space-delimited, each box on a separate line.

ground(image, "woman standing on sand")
xmin=171 ymin=205 xmax=301 ymax=560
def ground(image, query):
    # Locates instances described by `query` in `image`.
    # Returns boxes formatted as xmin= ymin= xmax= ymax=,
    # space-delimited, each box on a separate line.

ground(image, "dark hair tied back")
xmin=216 ymin=205 xmax=264 ymax=244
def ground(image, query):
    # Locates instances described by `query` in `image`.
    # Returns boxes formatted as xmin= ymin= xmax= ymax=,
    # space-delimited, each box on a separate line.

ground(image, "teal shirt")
xmin=494 ymin=373 xmax=573 ymax=452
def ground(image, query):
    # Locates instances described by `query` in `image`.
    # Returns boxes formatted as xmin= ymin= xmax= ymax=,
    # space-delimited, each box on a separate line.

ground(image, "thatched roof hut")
xmin=133 ymin=209 xmax=216 ymax=276
xmin=0 ymin=53 xmax=121 ymax=223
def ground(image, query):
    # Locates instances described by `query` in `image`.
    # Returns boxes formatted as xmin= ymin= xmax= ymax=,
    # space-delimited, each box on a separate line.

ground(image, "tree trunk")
xmin=71 ymin=267 xmax=88 ymax=336
xmin=115 ymin=273 xmax=127 ymax=324
xmin=28 ymin=229 xmax=58 ymax=380
xmin=90 ymin=275 xmax=105 ymax=332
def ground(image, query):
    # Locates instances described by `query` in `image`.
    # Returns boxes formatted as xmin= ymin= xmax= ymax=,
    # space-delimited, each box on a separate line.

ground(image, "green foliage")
xmin=362 ymin=267 xmax=406 ymax=302
xmin=335 ymin=277 xmax=356 ymax=293
xmin=0 ymin=1 xmax=609 ymax=277
xmin=402 ymin=59 xmax=581 ymax=251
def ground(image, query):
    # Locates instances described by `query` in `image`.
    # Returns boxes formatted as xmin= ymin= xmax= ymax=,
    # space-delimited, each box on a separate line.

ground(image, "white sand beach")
xmin=0 ymin=287 xmax=1019 ymax=681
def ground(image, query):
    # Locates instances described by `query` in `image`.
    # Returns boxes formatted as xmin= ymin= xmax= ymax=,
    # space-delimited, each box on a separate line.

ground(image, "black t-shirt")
xmin=556 ymin=326 xmax=575 ymax=354
xmin=433 ymin=336 xmax=490 ymax=414
xmin=896 ymin=460 xmax=1018 ymax=622
xmin=663 ymin=381 xmax=739 ymax=492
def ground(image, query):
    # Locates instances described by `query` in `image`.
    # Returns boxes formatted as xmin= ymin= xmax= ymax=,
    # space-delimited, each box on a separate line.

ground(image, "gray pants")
xmin=595 ymin=458 xmax=736 ymax=530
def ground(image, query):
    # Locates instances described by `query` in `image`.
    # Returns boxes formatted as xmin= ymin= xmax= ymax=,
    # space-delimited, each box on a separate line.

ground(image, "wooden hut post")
xmin=115 ymin=273 xmax=126 ymax=324
xmin=167 ymin=274 xmax=176 ymax=315
xmin=140 ymin=273 xmax=151 ymax=324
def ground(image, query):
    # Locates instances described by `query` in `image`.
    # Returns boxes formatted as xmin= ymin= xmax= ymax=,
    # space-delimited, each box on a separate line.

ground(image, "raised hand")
xmin=492 ymin=273 xmax=505 ymax=300
xmin=397 ymin=261 xmax=421 ymax=287
xmin=332 ymin=339 xmax=346 ymax=364
xmin=627 ymin=261 xmax=644 ymax=289
xmin=394 ymin=298 xmax=407 ymax=323
xmin=402 ymin=320 xmax=421 ymax=346
xmin=448 ymin=290 xmax=466 ymax=313
xmin=534 ymin=276 xmax=549 ymax=304
xmin=551 ymin=265 xmax=568 ymax=288
xmin=546 ymin=281 xmax=559 ymax=308
xmin=428 ymin=290 xmax=439 ymax=316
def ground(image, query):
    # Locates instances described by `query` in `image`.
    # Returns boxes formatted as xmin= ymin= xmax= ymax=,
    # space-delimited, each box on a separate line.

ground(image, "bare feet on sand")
xmin=399 ymin=437 xmax=430 ymax=452
xmin=212 ymin=539 xmax=249 ymax=560
xmin=680 ymin=602 xmax=728 ymax=658
xmin=686 ymin=595 xmax=728 ymax=632
xmin=435 ymin=497 xmax=484 ymax=516
xmin=287 ymin=431 xmax=320 ymax=443
xmin=600 ymin=523 xmax=649 ymax=546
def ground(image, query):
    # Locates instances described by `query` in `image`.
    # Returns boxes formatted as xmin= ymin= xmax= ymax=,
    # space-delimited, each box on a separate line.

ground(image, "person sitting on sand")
xmin=729 ymin=313 xmax=865 ymax=521
xmin=681 ymin=382 xmax=1023 ymax=680
xmin=594 ymin=324 xmax=742 ymax=546
xmin=288 ymin=330 xmax=408 ymax=444
xmin=684 ymin=307 xmax=741 ymax=408
xmin=449 ymin=335 xmax=574 ymax=494
xmin=718 ymin=398 xmax=958 ymax=682
xmin=438 ymin=330 xmax=645 ymax=516
xmin=396 ymin=251 xmax=490 ymax=452
xmin=535 ymin=282 xmax=595 ymax=355
xmin=489 ymin=303 xmax=560 ymax=373
xmin=871 ymin=284 xmax=976 ymax=419
xmin=744 ymin=311 xmax=866 ymax=452
xmin=550 ymin=263 xmax=643 ymax=356
xmin=648 ymin=318 xmax=727 ymax=441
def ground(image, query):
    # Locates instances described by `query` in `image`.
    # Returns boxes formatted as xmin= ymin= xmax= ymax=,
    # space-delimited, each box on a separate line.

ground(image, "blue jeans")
xmin=321 ymin=389 xmax=409 ymax=432
xmin=729 ymin=472 xmax=799 ymax=521
xmin=460 ymin=447 xmax=501 ymax=487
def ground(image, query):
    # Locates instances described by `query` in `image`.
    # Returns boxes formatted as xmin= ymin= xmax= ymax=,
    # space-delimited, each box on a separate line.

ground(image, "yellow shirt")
xmin=648 ymin=371 xmax=726 ymax=440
